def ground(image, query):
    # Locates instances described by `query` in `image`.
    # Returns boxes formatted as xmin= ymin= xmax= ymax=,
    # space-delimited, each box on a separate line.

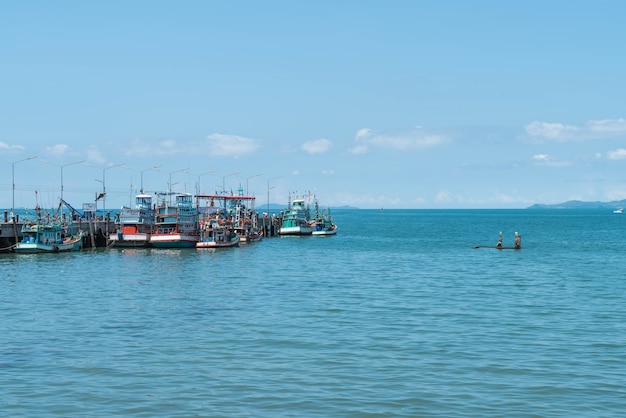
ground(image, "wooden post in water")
xmin=89 ymin=214 xmax=96 ymax=249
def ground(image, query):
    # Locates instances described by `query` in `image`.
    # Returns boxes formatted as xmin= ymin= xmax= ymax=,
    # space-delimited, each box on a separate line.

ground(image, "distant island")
xmin=528 ymin=199 xmax=626 ymax=209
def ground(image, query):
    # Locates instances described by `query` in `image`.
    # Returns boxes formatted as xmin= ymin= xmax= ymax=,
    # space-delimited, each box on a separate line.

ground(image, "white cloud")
xmin=321 ymin=169 xmax=335 ymax=175
xmin=87 ymin=145 xmax=107 ymax=165
xmin=525 ymin=121 xmax=579 ymax=141
xmin=532 ymin=153 xmax=570 ymax=167
xmin=302 ymin=138 xmax=332 ymax=154
xmin=351 ymin=127 xmax=446 ymax=154
xmin=607 ymin=148 xmax=626 ymax=160
xmin=435 ymin=191 xmax=454 ymax=202
xmin=121 ymin=134 xmax=260 ymax=159
xmin=525 ymin=118 xmax=626 ymax=142
xmin=0 ymin=141 xmax=26 ymax=152
xmin=355 ymin=128 xmax=372 ymax=138
xmin=588 ymin=118 xmax=626 ymax=133
xmin=494 ymin=193 xmax=518 ymax=203
xmin=123 ymin=138 xmax=184 ymax=158
xmin=206 ymin=133 xmax=259 ymax=158
xmin=43 ymin=144 xmax=70 ymax=158
xmin=604 ymin=188 xmax=626 ymax=201
xmin=348 ymin=144 xmax=368 ymax=154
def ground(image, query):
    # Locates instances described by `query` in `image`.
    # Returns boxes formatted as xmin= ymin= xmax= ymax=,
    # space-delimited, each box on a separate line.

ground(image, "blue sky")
xmin=2 ymin=1 xmax=626 ymax=210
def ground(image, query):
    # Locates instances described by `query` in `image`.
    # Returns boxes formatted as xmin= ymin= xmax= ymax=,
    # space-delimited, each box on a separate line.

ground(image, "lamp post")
xmin=220 ymin=171 xmax=239 ymax=213
xmin=162 ymin=168 xmax=188 ymax=204
xmin=3 ymin=156 xmax=37 ymax=217
xmin=246 ymin=173 xmax=263 ymax=196
xmin=101 ymin=163 xmax=124 ymax=211
xmin=222 ymin=172 xmax=240 ymax=196
xmin=195 ymin=170 xmax=216 ymax=195
xmin=40 ymin=159 xmax=86 ymax=202
xmin=85 ymin=162 xmax=124 ymax=211
xmin=123 ymin=165 xmax=160 ymax=194
xmin=267 ymin=176 xmax=282 ymax=214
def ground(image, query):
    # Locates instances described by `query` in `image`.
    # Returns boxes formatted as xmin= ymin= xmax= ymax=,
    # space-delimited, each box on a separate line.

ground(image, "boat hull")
xmin=278 ymin=226 xmax=313 ymax=236
xmin=108 ymin=233 xmax=151 ymax=248
xmin=245 ymin=231 xmax=263 ymax=243
xmin=15 ymin=237 xmax=83 ymax=253
xmin=312 ymin=226 xmax=337 ymax=236
xmin=237 ymin=230 xmax=263 ymax=243
xmin=150 ymin=234 xmax=199 ymax=248
xmin=196 ymin=235 xmax=240 ymax=248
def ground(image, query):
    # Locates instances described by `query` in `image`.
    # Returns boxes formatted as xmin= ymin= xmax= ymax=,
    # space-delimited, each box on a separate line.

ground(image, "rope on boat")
xmin=0 ymin=243 xmax=17 ymax=251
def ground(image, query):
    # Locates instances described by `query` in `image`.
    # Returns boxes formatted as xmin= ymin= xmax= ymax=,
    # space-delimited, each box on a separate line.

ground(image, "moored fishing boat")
xmin=236 ymin=219 xmax=264 ymax=243
xmin=279 ymin=196 xmax=313 ymax=236
xmin=196 ymin=218 xmax=240 ymax=248
xmin=310 ymin=200 xmax=337 ymax=236
xmin=16 ymin=220 xmax=83 ymax=253
xmin=109 ymin=194 xmax=156 ymax=248
xmin=150 ymin=193 xmax=199 ymax=248
xmin=15 ymin=200 xmax=85 ymax=253
xmin=243 ymin=229 xmax=264 ymax=243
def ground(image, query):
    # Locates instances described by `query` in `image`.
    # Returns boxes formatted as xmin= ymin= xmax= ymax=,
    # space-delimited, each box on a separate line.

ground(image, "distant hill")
xmin=528 ymin=199 xmax=626 ymax=209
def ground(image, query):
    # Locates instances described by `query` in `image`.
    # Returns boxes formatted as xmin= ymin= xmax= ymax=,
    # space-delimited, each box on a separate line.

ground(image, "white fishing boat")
xmin=150 ymin=193 xmax=200 ymax=248
xmin=109 ymin=194 xmax=156 ymax=247
xmin=613 ymin=208 xmax=623 ymax=214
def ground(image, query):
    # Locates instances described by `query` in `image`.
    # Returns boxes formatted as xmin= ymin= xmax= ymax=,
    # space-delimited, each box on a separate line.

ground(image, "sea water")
xmin=1 ymin=209 xmax=626 ymax=417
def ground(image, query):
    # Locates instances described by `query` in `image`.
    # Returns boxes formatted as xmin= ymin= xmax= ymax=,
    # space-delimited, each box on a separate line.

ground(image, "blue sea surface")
xmin=2 ymin=209 xmax=626 ymax=417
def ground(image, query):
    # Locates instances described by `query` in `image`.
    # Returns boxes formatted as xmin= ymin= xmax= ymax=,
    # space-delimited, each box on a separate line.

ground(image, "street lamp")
xmin=123 ymin=165 xmax=160 ymax=194
xmin=158 ymin=168 xmax=188 ymax=204
xmin=39 ymin=159 xmax=85 ymax=202
xmin=267 ymin=176 xmax=283 ymax=214
xmin=246 ymin=173 xmax=263 ymax=196
xmin=222 ymin=172 xmax=240 ymax=196
xmin=85 ymin=162 xmax=124 ymax=211
xmin=219 ymin=171 xmax=239 ymax=213
xmin=2 ymin=156 xmax=37 ymax=217
xmin=195 ymin=170 xmax=216 ymax=195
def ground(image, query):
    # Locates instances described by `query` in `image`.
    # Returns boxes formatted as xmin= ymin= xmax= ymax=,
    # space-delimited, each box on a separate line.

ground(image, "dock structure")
xmin=1 ymin=193 xmax=288 ymax=252
xmin=258 ymin=213 xmax=281 ymax=237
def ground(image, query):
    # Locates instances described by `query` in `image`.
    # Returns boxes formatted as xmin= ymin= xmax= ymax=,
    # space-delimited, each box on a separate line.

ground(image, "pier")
xmin=1 ymin=207 xmax=285 ymax=253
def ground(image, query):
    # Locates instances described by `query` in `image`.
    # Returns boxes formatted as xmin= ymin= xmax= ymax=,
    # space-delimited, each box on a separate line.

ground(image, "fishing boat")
xmin=16 ymin=222 xmax=83 ymax=253
xmin=15 ymin=207 xmax=84 ymax=254
xmin=150 ymin=193 xmax=200 ymax=248
xmin=196 ymin=218 xmax=240 ymax=248
xmin=613 ymin=208 xmax=624 ymax=214
xmin=310 ymin=200 xmax=337 ymax=236
xmin=278 ymin=197 xmax=313 ymax=236
xmin=196 ymin=187 xmax=262 ymax=244
xmin=236 ymin=219 xmax=264 ymax=243
xmin=244 ymin=229 xmax=264 ymax=243
xmin=109 ymin=194 xmax=156 ymax=247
